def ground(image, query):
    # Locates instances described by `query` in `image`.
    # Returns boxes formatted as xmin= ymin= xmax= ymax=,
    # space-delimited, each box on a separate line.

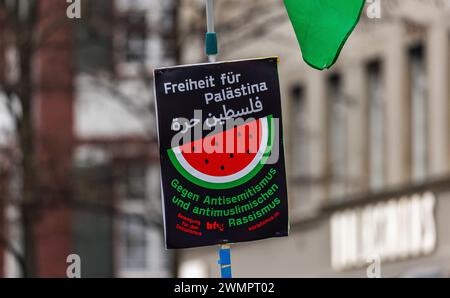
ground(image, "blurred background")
xmin=1 ymin=0 xmax=450 ymax=278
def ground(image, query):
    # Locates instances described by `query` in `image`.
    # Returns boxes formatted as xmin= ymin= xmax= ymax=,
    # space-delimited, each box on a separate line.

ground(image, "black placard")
xmin=154 ymin=57 xmax=289 ymax=249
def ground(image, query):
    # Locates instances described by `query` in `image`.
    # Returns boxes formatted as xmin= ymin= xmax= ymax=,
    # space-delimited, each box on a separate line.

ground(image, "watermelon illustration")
xmin=168 ymin=116 xmax=274 ymax=190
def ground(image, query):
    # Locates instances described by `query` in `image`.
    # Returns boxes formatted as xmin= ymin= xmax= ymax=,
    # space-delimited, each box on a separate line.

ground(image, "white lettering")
xmin=66 ymin=0 xmax=81 ymax=19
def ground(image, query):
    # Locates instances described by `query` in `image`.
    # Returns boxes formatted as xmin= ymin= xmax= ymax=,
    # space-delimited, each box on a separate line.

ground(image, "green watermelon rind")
xmin=167 ymin=115 xmax=274 ymax=190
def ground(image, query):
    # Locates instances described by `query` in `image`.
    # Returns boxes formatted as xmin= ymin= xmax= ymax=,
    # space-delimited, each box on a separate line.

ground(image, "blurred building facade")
xmin=72 ymin=0 xmax=173 ymax=278
xmin=178 ymin=1 xmax=450 ymax=278
xmin=0 ymin=0 xmax=174 ymax=277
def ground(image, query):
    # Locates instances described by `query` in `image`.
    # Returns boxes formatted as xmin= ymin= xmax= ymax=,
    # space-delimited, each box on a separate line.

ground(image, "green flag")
xmin=284 ymin=0 xmax=365 ymax=70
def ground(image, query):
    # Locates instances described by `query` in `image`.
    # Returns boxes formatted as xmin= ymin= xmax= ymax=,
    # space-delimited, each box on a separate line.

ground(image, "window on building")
xmin=327 ymin=74 xmax=347 ymax=199
xmin=123 ymin=11 xmax=147 ymax=63
xmin=75 ymin=0 xmax=113 ymax=73
xmin=73 ymin=164 xmax=114 ymax=277
xmin=409 ymin=45 xmax=428 ymax=183
xmin=118 ymin=163 xmax=164 ymax=276
xmin=123 ymin=163 xmax=147 ymax=200
xmin=290 ymin=84 xmax=308 ymax=178
xmin=367 ymin=60 xmax=385 ymax=191
xmin=147 ymin=163 xmax=161 ymax=208
xmin=160 ymin=0 xmax=178 ymax=63
xmin=290 ymin=84 xmax=311 ymax=213
xmin=448 ymin=34 xmax=450 ymax=169
xmin=120 ymin=219 xmax=148 ymax=270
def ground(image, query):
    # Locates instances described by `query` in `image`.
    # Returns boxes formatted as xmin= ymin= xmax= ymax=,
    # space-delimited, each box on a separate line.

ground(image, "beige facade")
xmin=178 ymin=2 xmax=450 ymax=278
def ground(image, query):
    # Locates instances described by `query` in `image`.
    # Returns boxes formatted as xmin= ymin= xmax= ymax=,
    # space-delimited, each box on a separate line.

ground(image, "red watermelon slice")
xmin=168 ymin=116 xmax=274 ymax=189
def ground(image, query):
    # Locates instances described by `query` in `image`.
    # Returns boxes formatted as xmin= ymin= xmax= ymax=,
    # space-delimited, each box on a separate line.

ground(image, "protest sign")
xmin=154 ymin=57 xmax=289 ymax=249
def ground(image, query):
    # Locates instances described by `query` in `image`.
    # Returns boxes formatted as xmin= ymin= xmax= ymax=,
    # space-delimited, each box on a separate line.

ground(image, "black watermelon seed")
xmin=247 ymin=149 xmax=251 ymax=154
xmin=220 ymin=165 xmax=225 ymax=170
xmin=230 ymin=154 xmax=234 ymax=158
xmin=205 ymin=159 xmax=209 ymax=164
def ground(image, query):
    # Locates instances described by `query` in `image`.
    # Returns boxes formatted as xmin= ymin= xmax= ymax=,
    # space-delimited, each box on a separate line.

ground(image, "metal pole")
xmin=206 ymin=0 xmax=215 ymax=33
xmin=205 ymin=0 xmax=218 ymax=62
